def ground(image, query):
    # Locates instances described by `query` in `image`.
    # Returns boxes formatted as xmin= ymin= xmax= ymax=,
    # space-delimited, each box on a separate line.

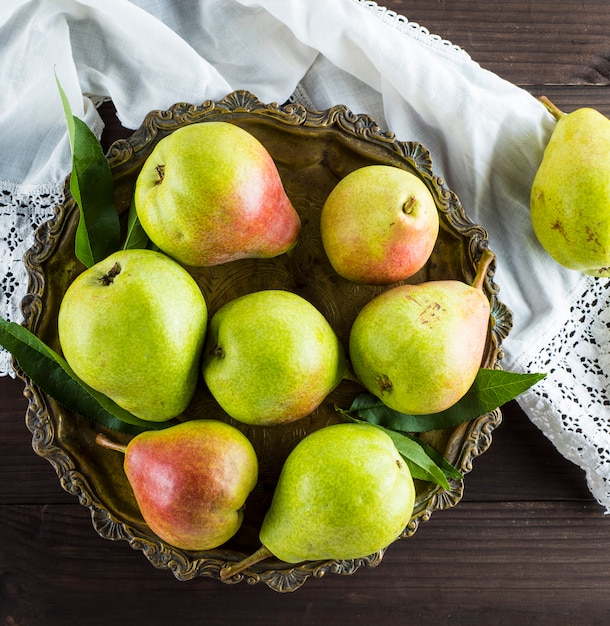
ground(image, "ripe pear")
xmin=201 ymin=289 xmax=348 ymax=426
xmin=320 ymin=165 xmax=439 ymax=285
xmin=58 ymin=249 xmax=207 ymax=421
xmin=531 ymin=97 xmax=610 ymax=276
xmin=221 ymin=422 xmax=415 ymax=579
xmin=96 ymin=420 xmax=258 ymax=551
xmin=134 ymin=121 xmax=301 ymax=267
xmin=349 ymin=249 xmax=493 ymax=415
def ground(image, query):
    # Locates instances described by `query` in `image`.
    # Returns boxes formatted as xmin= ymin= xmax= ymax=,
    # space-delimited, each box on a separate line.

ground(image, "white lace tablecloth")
xmin=2 ymin=0 xmax=610 ymax=510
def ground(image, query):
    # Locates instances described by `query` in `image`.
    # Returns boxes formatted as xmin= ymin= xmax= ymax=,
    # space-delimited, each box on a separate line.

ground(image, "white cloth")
xmin=1 ymin=0 xmax=609 ymax=509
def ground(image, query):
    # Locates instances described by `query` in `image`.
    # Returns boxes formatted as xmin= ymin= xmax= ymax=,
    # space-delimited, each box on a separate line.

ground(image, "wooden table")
xmin=2 ymin=1 xmax=610 ymax=623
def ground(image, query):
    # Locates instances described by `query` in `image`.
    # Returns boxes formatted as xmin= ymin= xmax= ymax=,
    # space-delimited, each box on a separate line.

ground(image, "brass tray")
xmin=20 ymin=90 xmax=512 ymax=592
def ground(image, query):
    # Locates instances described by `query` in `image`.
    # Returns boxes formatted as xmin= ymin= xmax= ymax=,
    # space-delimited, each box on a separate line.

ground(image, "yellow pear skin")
xmin=258 ymin=423 xmax=415 ymax=563
xmin=531 ymin=97 xmax=610 ymax=276
xmin=201 ymin=290 xmax=348 ymax=426
xmin=58 ymin=249 xmax=207 ymax=421
xmin=320 ymin=165 xmax=439 ymax=285
xmin=134 ymin=122 xmax=300 ymax=267
xmin=220 ymin=422 xmax=415 ymax=579
xmin=348 ymin=249 xmax=493 ymax=415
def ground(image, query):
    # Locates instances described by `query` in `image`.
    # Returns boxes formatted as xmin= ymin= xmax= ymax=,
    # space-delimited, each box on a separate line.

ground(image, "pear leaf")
xmin=339 ymin=368 xmax=545 ymax=489
xmin=348 ymin=368 xmax=546 ymax=433
xmin=0 ymin=316 xmax=169 ymax=435
xmin=412 ymin=436 xmax=464 ymax=481
xmin=379 ymin=426 xmax=453 ymax=490
xmin=123 ymin=196 xmax=151 ymax=250
xmin=56 ymin=72 xmax=121 ymax=267
xmin=338 ymin=409 xmax=455 ymax=489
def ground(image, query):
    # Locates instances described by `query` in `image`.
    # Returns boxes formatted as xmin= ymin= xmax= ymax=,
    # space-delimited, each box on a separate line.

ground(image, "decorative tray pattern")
xmin=19 ymin=91 xmax=512 ymax=592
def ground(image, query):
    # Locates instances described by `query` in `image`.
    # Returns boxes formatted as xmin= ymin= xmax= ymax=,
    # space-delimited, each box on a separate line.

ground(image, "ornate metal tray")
xmin=20 ymin=91 xmax=512 ymax=592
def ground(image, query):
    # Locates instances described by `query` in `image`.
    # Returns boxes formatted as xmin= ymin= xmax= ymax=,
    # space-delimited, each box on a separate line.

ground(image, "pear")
xmin=220 ymin=422 xmax=415 ymax=579
xmin=349 ymin=249 xmax=493 ymax=415
xmin=531 ymin=97 xmax=610 ymax=276
xmin=58 ymin=249 xmax=207 ymax=421
xmin=320 ymin=165 xmax=439 ymax=285
xmin=134 ymin=121 xmax=301 ymax=267
xmin=202 ymin=289 xmax=348 ymax=426
xmin=96 ymin=419 xmax=258 ymax=552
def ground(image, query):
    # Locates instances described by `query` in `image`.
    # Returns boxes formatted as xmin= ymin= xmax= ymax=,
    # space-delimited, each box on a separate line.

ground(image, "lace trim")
xmin=353 ymin=0 xmax=469 ymax=59
xmin=513 ymin=275 xmax=610 ymax=512
xmin=0 ymin=182 xmax=64 ymax=378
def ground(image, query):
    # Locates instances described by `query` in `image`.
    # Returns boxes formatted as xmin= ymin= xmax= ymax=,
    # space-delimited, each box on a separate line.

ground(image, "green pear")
xmin=220 ymin=422 xmax=415 ymax=578
xmin=96 ymin=419 xmax=258 ymax=551
xmin=320 ymin=165 xmax=439 ymax=285
xmin=349 ymin=249 xmax=493 ymax=415
xmin=58 ymin=249 xmax=207 ymax=422
xmin=134 ymin=121 xmax=301 ymax=267
xmin=531 ymin=97 xmax=610 ymax=276
xmin=201 ymin=289 xmax=348 ymax=426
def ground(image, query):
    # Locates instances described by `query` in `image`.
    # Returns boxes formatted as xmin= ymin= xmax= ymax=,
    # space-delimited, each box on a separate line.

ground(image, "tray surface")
xmin=21 ymin=91 xmax=512 ymax=592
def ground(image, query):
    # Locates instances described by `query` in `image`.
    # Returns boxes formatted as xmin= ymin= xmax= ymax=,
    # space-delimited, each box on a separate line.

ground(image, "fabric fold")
xmin=1 ymin=0 xmax=609 ymax=508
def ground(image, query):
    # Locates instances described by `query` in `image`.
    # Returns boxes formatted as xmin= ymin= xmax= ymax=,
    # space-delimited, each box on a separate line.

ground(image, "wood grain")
xmin=2 ymin=501 xmax=609 ymax=624
xmin=388 ymin=1 xmax=610 ymax=87
xmin=3 ymin=1 xmax=610 ymax=624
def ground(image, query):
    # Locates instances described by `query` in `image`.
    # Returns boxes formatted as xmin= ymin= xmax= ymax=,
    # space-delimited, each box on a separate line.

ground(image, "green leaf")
xmin=338 ymin=409 xmax=457 ymax=489
xmin=412 ymin=436 xmax=463 ymax=481
xmin=123 ymin=196 xmax=151 ymax=250
xmin=381 ymin=427 xmax=452 ymax=490
xmin=56 ymin=72 xmax=121 ymax=267
xmin=0 ymin=317 xmax=168 ymax=435
xmin=349 ymin=369 xmax=546 ymax=433
xmin=338 ymin=368 xmax=545 ymax=489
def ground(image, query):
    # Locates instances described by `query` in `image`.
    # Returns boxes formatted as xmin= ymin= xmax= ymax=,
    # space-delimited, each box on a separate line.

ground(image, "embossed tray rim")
xmin=19 ymin=90 xmax=512 ymax=593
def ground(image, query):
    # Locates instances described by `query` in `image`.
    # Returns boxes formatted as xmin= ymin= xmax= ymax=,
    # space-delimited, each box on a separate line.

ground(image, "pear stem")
xmin=220 ymin=544 xmax=275 ymax=581
xmin=341 ymin=367 xmax=363 ymax=385
xmin=472 ymin=247 xmax=495 ymax=291
xmin=95 ymin=432 xmax=128 ymax=454
xmin=538 ymin=95 xmax=567 ymax=121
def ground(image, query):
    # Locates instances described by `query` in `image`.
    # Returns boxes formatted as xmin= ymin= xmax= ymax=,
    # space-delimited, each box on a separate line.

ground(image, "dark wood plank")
xmin=385 ymin=0 xmax=610 ymax=87
xmin=461 ymin=400 xmax=593 ymax=503
xmin=2 ymin=501 xmax=609 ymax=625
xmin=0 ymin=377 xmax=73 ymax=504
xmin=526 ymin=85 xmax=610 ymax=116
